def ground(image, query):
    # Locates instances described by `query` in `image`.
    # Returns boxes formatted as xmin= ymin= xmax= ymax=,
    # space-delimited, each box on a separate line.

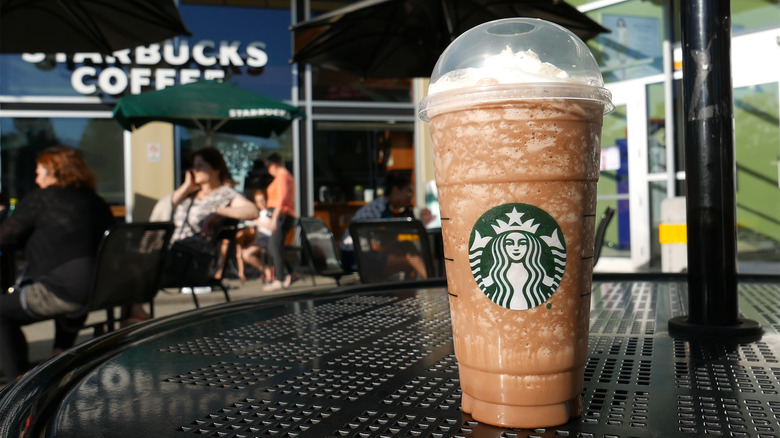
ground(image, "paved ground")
xmin=2 ymin=272 xmax=361 ymax=389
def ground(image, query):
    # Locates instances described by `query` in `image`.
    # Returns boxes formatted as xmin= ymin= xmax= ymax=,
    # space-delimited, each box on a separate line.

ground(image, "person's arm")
xmin=171 ymin=169 xmax=199 ymax=207
xmin=215 ymin=194 xmax=259 ymax=221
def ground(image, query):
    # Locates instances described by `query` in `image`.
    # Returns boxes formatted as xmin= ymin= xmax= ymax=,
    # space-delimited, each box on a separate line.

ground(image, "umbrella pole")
xmin=668 ymin=0 xmax=760 ymax=338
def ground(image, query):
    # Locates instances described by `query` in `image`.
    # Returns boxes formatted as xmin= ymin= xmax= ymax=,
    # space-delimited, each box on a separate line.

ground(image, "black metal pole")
xmin=668 ymin=0 xmax=760 ymax=338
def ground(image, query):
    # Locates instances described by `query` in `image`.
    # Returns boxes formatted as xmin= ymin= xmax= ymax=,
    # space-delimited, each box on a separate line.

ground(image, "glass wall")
xmin=734 ymin=82 xmax=780 ymax=268
xmin=309 ymin=70 xmax=413 ymax=103
xmin=733 ymin=1 xmax=780 ymax=33
xmin=0 ymin=117 xmax=124 ymax=204
xmin=312 ymin=121 xmax=414 ymax=242
xmin=178 ymin=126 xmax=293 ymax=193
xmin=580 ymin=0 xmax=666 ymax=84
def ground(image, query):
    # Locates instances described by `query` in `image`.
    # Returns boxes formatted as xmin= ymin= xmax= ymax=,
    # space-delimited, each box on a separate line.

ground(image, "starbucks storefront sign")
xmin=21 ymin=39 xmax=269 ymax=96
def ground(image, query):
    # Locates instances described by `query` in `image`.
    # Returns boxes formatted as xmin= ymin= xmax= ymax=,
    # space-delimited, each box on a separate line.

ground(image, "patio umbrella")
xmin=112 ymin=80 xmax=305 ymax=145
xmin=0 ymin=0 xmax=191 ymax=54
xmin=291 ymin=0 xmax=609 ymax=79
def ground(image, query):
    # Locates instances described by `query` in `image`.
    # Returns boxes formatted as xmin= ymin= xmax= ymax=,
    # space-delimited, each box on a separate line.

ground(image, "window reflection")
xmin=733 ymin=1 xmax=780 ymax=33
xmin=734 ymin=82 xmax=780 ymax=265
xmin=312 ymin=121 xmax=414 ymax=243
xmin=0 ymin=117 xmax=124 ymax=204
xmin=584 ymin=0 xmax=665 ymax=83
xmin=178 ymin=127 xmax=293 ymax=193
xmin=309 ymin=66 xmax=413 ymax=103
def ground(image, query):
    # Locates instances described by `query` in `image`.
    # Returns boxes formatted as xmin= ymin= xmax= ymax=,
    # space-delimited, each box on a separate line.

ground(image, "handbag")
xmin=164 ymin=240 xmax=215 ymax=285
xmin=162 ymin=194 xmax=216 ymax=285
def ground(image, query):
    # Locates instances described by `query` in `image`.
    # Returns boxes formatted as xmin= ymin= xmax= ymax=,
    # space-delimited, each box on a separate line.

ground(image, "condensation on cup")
xmin=419 ymin=18 xmax=614 ymax=428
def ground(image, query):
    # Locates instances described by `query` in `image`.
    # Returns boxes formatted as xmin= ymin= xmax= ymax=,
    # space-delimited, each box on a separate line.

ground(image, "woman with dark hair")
xmin=168 ymin=147 xmax=258 ymax=251
xmin=0 ymin=145 xmax=115 ymax=381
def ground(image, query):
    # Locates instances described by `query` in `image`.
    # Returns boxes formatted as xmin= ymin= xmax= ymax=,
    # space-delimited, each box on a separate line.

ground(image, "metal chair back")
xmin=299 ymin=217 xmax=345 ymax=286
xmin=64 ymin=222 xmax=175 ymax=334
xmin=594 ymin=206 xmax=616 ymax=267
xmin=349 ymin=217 xmax=435 ymax=284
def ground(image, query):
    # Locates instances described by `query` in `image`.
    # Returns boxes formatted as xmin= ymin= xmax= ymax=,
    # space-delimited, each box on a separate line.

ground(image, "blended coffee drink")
xmin=419 ymin=19 xmax=613 ymax=428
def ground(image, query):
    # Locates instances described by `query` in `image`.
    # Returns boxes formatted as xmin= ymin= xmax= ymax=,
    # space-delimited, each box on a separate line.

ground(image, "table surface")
xmin=1 ymin=278 xmax=779 ymax=437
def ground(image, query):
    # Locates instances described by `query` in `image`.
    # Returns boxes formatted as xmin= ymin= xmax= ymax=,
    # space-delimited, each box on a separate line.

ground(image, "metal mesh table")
xmin=1 ymin=279 xmax=779 ymax=437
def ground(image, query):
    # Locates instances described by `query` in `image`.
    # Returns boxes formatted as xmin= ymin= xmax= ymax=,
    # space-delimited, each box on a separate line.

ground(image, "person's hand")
xmin=266 ymin=219 xmax=277 ymax=233
xmin=181 ymin=169 xmax=199 ymax=196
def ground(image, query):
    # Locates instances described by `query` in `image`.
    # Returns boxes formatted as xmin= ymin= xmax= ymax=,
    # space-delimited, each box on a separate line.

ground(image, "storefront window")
xmin=0 ymin=117 xmax=124 ymax=204
xmin=312 ymin=121 xmax=414 ymax=242
xmin=178 ymin=126 xmax=294 ymax=193
xmin=734 ymin=82 xmax=780 ymax=267
xmin=646 ymin=82 xmax=667 ymax=174
xmin=309 ymin=68 xmax=413 ymax=102
xmin=583 ymin=0 xmax=665 ymax=83
xmin=733 ymin=1 xmax=780 ymax=34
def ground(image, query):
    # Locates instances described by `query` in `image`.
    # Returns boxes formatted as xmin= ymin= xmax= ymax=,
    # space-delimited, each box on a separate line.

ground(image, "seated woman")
xmin=156 ymin=147 xmax=258 ymax=285
xmin=170 ymin=148 xmax=258 ymax=247
xmin=0 ymin=145 xmax=115 ymax=381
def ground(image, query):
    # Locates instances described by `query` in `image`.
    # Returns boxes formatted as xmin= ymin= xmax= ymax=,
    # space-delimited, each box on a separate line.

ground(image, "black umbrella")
xmin=0 ymin=0 xmax=192 ymax=54
xmin=291 ymin=0 xmax=609 ymax=79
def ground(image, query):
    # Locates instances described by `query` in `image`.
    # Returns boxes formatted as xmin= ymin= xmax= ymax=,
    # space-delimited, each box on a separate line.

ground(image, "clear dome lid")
xmin=420 ymin=18 xmax=613 ymax=120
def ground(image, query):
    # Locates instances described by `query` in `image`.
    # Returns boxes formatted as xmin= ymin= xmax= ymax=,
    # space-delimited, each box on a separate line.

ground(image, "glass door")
xmin=596 ymin=81 xmax=652 ymax=272
xmin=731 ymin=29 xmax=780 ymax=274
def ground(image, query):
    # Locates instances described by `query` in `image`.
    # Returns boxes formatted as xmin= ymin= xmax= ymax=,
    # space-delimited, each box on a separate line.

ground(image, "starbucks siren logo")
xmin=469 ymin=203 xmax=566 ymax=310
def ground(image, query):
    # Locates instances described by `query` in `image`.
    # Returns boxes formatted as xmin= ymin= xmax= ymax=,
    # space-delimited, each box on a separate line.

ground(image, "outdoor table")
xmin=1 ymin=276 xmax=779 ymax=437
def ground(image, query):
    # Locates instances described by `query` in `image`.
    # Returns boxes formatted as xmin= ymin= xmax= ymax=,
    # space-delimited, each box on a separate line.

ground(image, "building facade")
xmin=0 ymin=0 xmax=777 ymax=274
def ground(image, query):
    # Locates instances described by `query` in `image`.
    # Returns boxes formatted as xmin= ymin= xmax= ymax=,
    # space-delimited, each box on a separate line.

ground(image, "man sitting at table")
xmin=340 ymin=172 xmax=427 ymax=279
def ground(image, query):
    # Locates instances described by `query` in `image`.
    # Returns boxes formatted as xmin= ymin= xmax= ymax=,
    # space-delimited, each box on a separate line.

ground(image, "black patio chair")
xmin=594 ymin=206 xmax=616 ymax=267
xmin=58 ymin=222 xmax=175 ymax=338
xmin=159 ymin=219 xmax=238 ymax=308
xmin=349 ymin=217 xmax=435 ymax=284
xmin=299 ymin=217 xmax=345 ymax=286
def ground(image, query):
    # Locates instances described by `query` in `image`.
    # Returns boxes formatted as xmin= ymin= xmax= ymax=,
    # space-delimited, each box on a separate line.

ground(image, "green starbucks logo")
xmin=469 ymin=203 xmax=566 ymax=310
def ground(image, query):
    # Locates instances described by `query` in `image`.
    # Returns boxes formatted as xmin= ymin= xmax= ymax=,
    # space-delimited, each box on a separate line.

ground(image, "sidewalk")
xmin=13 ymin=272 xmax=360 ymax=382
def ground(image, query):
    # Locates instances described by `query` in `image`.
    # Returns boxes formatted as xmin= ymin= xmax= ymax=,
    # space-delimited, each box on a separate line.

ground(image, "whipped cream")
xmin=429 ymin=46 xmax=581 ymax=95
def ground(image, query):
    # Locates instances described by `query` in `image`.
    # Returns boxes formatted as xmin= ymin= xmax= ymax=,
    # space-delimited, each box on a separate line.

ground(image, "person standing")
xmin=0 ymin=145 xmax=115 ymax=381
xmin=263 ymin=153 xmax=297 ymax=291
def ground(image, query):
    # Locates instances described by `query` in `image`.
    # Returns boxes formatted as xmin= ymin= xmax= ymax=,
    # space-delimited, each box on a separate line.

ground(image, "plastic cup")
xmin=419 ymin=18 xmax=613 ymax=428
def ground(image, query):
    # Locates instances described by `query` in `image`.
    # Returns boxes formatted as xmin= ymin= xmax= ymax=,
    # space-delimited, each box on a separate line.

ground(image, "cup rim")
xmin=418 ymin=83 xmax=615 ymax=122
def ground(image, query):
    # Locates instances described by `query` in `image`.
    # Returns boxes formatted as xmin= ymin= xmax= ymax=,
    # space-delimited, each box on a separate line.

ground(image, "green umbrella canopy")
xmin=112 ymin=80 xmax=305 ymax=141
